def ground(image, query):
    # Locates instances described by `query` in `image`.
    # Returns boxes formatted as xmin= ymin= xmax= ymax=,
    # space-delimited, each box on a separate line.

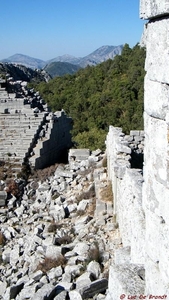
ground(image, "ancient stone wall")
xmin=106 ymin=1 xmax=169 ymax=297
xmin=106 ymin=127 xmax=145 ymax=299
xmin=140 ymin=0 xmax=169 ymax=294
xmin=106 ymin=127 xmax=145 ymax=261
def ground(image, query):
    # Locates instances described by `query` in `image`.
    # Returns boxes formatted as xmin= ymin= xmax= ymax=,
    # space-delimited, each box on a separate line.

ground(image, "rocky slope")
xmin=0 ymin=63 xmax=51 ymax=82
xmin=0 ymin=150 xmax=120 ymax=300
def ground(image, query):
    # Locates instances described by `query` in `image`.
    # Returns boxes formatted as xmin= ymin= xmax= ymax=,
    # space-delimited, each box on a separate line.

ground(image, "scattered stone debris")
xmin=0 ymin=150 xmax=120 ymax=300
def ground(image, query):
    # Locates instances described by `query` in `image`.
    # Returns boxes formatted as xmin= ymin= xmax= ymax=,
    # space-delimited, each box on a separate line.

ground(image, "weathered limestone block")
xmin=142 ymin=18 xmax=169 ymax=83
xmin=69 ymin=149 xmax=90 ymax=162
xmin=106 ymin=264 xmax=145 ymax=300
xmin=143 ymin=113 xmax=168 ymax=190
xmin=140 ymin=0 xmax=169 ymax=19
xmin=116 ymin=169 xmax=145 ymax=264
xmin=144 ymin=77 xmax=169 ymax=120
xmin=144 ymin=210 xmax=169 ymax=294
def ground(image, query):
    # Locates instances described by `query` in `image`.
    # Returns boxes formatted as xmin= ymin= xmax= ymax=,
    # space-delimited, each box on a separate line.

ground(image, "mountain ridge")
xmin=1 ymin=45 xmax=123 ymax=70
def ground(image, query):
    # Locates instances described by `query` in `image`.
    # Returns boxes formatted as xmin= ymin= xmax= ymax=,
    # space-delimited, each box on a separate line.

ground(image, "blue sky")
xmin=0 ymin=0 xmax=144 ymax=61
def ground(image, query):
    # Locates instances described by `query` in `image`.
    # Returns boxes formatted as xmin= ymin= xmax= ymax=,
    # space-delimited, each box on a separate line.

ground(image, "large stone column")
xmin=140 ymin=0 xmax=169 ymax=294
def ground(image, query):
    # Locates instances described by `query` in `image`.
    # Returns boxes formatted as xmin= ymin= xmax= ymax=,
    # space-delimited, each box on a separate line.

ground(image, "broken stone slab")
xmin=79 ymin=278 xmax=108 ymax=299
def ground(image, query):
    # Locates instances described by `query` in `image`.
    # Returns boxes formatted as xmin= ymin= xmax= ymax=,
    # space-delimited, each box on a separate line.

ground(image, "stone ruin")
xmin=105 ymin=0 xmax=169 ymax=298
xmin=0 ymin=0 xmax=169 ymax=297
xmin=0 ymin=76 xmax=73 ymax=172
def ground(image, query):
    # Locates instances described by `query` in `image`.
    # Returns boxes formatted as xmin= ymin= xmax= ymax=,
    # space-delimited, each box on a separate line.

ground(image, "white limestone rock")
xmin=87 ymin=260 xmax=101 ymax=279
xmin=69 ymin=290 xmax=83 ymax=300
xmin=47 ymin=266 xmax=63 ymax=281
xmin=76 ymin=272 xmax=92 ymax=290
xmin=45 ymin=245 xmax=61 ymax=258
xmin=10 ymin=244 xmax=20 ymax=267
xmin=73 ymin=242 xmax=89 ymax=257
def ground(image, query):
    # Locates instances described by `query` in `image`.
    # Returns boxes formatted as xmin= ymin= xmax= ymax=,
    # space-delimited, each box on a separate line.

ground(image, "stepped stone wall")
xmin=30 ymin=110 xmax=73 ymax=169
xmin=0 ymin=78 xmax=72 ymax=171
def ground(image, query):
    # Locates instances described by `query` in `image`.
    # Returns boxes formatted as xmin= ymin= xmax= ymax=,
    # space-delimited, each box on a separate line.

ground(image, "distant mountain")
xmin=78 ymin=45 xmax=123 ymax=67
xmin=1 ymin=54 xmax=46 ymax=69
xmin=44 ymin=61 xmax=81 ymax=78
xmin=47 ymin=54 xmax=81 ymax=66
xmin=1 ymin=45 xmax=123 ymax=72
xmin=47 ymin=45 xmax=123 ymax=67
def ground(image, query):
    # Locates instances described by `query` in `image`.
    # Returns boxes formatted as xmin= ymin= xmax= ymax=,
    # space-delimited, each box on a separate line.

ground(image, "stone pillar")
xmin=140 ymin=0 xmax=169 ymax=294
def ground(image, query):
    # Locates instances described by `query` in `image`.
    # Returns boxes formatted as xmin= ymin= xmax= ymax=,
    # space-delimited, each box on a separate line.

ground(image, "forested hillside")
xmin=34 ymin=44 xmax=146 ymax=150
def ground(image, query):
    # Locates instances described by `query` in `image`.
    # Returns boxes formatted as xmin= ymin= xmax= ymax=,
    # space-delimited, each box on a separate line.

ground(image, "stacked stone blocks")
xmin=140 ymin=0 xmax=169 ymax=294
xmin=106 ymin=126 xmax=145 ymax=299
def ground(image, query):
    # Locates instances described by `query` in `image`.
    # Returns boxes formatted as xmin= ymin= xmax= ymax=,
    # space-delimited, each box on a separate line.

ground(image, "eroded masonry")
xmin=106 ymin=0 xmax=169 ymax=298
